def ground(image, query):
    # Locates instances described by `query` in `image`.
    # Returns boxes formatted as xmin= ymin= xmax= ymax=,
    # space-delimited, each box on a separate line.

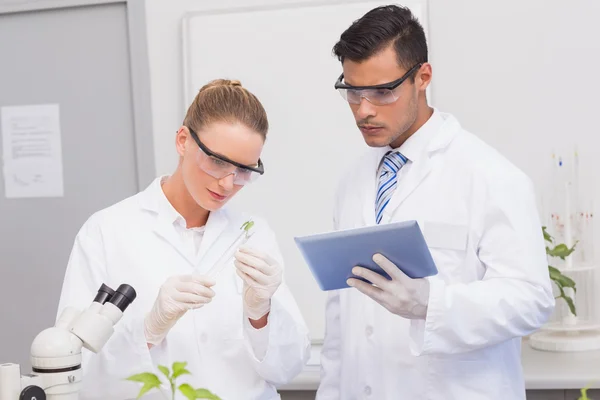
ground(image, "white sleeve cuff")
xmin=410 ymin=276 xmax=446 ymax=356
xmin=243 ymin=313 xmax=271 ymax=362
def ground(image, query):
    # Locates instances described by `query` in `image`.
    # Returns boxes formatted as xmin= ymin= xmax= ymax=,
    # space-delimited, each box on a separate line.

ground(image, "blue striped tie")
xmin=375 ymin=151 xmax=407 ymax=224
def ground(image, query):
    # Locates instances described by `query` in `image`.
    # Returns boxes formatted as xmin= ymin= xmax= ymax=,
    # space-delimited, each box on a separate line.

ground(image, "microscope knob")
xmin=19 ymin=385 xmax=46 ymax=400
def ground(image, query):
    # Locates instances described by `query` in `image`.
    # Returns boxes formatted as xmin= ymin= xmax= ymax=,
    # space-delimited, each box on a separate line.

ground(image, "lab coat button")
xmin=200 ymin=332 xmax=208 ymax=343
xmin=364 ymin=386 xmax=372 ymax=396
xmin=365 ymin=325 xmax=373 ymax=337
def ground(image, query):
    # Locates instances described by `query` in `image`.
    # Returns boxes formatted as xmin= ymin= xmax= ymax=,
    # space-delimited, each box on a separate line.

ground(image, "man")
xmin=317 ymin=5 xmax=554 ymax=399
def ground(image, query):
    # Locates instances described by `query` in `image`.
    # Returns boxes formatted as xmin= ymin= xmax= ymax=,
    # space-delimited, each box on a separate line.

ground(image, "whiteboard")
xmin=182 ymin=0 xmax=428 ymax=341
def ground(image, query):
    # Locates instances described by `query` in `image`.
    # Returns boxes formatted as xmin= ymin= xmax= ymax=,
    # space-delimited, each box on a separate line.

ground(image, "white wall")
xmin=146 ymin=0 xmax=341 ymax=177
xmin=145 ymin=0 xmax=600 ymax=338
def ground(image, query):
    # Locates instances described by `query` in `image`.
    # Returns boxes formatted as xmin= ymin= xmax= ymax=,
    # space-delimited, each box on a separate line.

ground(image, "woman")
xmin=56 ymin=79 xmax=310 ymax=399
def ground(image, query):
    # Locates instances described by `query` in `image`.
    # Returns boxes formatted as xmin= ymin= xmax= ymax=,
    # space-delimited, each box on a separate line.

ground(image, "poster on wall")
xmin=1 ymin=104 xmax=64 ymax=198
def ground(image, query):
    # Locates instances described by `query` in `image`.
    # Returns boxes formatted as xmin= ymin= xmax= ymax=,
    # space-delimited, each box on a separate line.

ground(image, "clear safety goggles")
xmin=188 ymin=128 xmax=264 ymax=186
xmin=334 ymin=63 xmax=423 ymax=106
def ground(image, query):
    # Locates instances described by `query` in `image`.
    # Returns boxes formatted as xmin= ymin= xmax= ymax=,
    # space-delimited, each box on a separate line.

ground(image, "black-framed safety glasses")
xmin=188 ymin=127 xmax=264 ymax=185
xmin=334 ymin=63 xmax=423 ymax=105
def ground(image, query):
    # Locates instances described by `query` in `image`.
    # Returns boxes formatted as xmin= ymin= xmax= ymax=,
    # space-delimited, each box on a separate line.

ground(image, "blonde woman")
xmin=57 ymin=79 xmax=310 ymax=399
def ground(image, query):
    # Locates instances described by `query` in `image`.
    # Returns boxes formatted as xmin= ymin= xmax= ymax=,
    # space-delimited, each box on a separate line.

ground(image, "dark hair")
xmin=183 ymin=79 xmax=269 ymax=140
xmin=332 ymin=5 xmax=428 ymax=72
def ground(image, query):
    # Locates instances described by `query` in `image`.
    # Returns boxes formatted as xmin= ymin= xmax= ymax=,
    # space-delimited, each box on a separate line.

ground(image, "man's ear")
xmin=417 ymin=62 xmax=432 ymax=92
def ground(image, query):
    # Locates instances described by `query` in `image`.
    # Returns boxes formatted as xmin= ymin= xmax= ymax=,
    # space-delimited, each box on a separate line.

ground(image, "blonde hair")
xmin=183 ymin=79 xmax=268 ymax=140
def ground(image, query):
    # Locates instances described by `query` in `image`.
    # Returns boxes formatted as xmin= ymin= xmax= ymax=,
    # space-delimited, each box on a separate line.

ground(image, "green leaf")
xmin=157 ymin=365 xmax=170 ymax=379
xmin=551 ymin=273 xmax=578 ymax=316
xmin=579 ymin=386 xmax=590 ymax=400
xmin=547 ymin=243 xmax=574 ymax=259
xmin=172 ymin=361 xmax=188 ymax=376
xmin=172 ymin=367 xmax=191 ymax=379
xmin=548 ymin=265 xmax=560 ymax=274
xmin=542 ymin=226 xmax=553 ymax=243
xmin=563 ymin=294 xmax=577 ymax=316
xmin=125 ymin=373 xmax=162 ymax=399
xmin=549 ymin=267 xmax=577 ymax=292
xmin=241 ymin=220 xmax=255 ymax=232
xmin=177 ymin=385 xmax=221 ymax=400
xmin=178 ymin=384 xmax=198 ymax=400
xmin=555 ymin=285 xmax=577 ymax=316
xmin=126 ymin=372 xmax=162 ymax=385
xmin=195 ymin=388 xmax=221 ymax=400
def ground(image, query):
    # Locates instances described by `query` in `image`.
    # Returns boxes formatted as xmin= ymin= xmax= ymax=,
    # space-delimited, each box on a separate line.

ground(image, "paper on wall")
xmin=1 ymin=104 xmax=64 ymax=198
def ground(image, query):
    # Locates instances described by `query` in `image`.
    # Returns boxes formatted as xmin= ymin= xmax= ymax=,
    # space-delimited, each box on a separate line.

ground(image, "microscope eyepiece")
xmin=93 ymin=284 xmax=115 ymax=304
xmin=108 ymin=284 xmax=136 ymax=312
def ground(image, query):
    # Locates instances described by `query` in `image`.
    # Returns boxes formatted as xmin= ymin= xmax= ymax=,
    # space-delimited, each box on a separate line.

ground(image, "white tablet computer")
xmin=294 ymin=220 xmax=438 ymax=291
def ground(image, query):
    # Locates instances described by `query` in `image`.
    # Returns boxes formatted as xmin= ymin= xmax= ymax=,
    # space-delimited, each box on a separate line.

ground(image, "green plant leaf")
xmin=178 ymin=384 xmax=198 ymax=400
xmin=125 ymin=373 xmax=162 ymax=399
xmin=542 ymin=226 xmax=553 ymax=243
xmin=172 ymin=362 xmax=188 ymax=376
xmin=547 ymin=243 xmax=576 ymax=259
xmin=563 ymin=295 xmax=577 ymax=316
xmin=549 ymin=267 xmax=577 ymax=292
xmin=126 ymin=372 xmax=162 ymax=385
xmin=171 ymin=361 xmax=191 ymax=379
xmin=551 ymin=271 xmax=578 ymax=316
xmin=555 ymin=285 xmax=577 ymax=316
xmin=241 ymin=220 xmax=254 ymax=232
xmin=157 ymin=365 xmax=170 ymax=379
xmin=579 ymin=386 xmax=590 ymax=400
xmin=195 ymin=388 xmax=221 ymax=400
xmin=172 ymin=367 xmax=191 ymax=379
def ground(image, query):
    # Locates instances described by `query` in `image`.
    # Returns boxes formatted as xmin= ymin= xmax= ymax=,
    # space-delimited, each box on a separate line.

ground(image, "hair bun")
xmin=226 ymin=79 xmax=242 ymax=87
xmin=203 ymin=78 xmax=242 ymax=90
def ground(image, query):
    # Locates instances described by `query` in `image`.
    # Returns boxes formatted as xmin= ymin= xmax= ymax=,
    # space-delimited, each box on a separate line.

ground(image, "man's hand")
xmin=347 ymin=253 xmax=430 ymax=319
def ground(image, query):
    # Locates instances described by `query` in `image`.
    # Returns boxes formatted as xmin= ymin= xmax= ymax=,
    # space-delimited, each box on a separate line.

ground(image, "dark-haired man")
xmin=317 ymin=5 xmax=554 ymax=399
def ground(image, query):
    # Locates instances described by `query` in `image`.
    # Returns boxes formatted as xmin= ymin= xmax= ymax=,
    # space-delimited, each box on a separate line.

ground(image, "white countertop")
xmin=281 ymin=338 xmax=600 ymax=391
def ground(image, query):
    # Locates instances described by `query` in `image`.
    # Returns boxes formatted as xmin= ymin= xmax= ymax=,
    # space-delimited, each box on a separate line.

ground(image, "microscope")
xmin=0 ymin=283 xmax=136 ymax=400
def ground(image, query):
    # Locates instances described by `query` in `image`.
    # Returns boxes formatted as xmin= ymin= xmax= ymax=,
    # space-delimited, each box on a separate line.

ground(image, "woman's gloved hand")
xmin=144 ymin=274 xmax=215 ymax=345
xmin=234 ymin=246 xmax=282 ymax=320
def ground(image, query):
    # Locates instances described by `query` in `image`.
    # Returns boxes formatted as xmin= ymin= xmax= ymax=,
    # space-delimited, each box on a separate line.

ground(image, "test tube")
xmin=205 ymin=229 xmax=255 ymax=278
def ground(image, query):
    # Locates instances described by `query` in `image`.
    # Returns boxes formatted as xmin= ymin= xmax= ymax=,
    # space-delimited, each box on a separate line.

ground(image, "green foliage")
xmin=578 ymin=386 xmax=591 ymax=400
xmin=126 ymin=362 xmax=221 ymax=400
xmin=241 ymin=220 xmax=255 ymax=233
xmin=543 ymin=226 xmax=577 ymax=316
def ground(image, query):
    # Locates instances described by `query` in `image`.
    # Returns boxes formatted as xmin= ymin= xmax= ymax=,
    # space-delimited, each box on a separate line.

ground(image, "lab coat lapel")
xmin=384 ymin=115 xmax=461 ymax=222
xmin=137 ymin=177 xmax=197 ymax=266
xmin=384 ymin=152 xmax=433 ymax=219
xmin=139 ymin=177 xmax=231 ymax=267
xmin=152 ymin=215 xmax=195 ymax=265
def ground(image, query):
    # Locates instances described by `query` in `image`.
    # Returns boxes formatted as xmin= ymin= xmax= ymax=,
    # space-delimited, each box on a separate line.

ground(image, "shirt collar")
xmin=156 ymin=176 xmax=204 ymax=232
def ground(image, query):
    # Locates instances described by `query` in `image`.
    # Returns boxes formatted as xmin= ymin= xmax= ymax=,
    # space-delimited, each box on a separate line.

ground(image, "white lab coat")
xmin=317 ymin=110 xmax=554 ymax=400
xmin=56 ymin=177 xmax=310 ymax=400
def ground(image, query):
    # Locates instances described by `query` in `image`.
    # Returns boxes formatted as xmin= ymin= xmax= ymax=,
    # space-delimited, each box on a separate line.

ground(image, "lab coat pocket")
xmin=429 ymin=355 xmax=508 ymax=399
xmin=423 ymin=221 xmax=468 ymax=280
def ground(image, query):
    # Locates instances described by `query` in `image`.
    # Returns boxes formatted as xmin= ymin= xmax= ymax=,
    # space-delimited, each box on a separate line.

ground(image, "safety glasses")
xmin=188 ymin=127 xmax=264 ymax=186
xmin=334 ymin=63 xmax=423 ymax=106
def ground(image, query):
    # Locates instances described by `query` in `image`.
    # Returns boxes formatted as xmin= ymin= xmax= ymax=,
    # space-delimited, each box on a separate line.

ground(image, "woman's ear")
xmin=175 ymin=126 xmax=188 ymax=157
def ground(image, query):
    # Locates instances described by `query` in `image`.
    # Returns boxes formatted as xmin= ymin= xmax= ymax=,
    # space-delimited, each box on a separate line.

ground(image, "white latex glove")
xmin=234 ymin=246 xmax=283 ymax=320
xmin=144 ymin=274 xmax=216 ymax=345
xmin=347 ymin=253 xmax=430 ymax=319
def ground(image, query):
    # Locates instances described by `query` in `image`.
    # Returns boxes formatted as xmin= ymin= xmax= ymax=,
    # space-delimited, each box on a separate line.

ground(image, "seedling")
xmin=543 ymin=226 xmax=578 ymax=316
xmin=126 ymin=361 xmax=221 ymax=400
